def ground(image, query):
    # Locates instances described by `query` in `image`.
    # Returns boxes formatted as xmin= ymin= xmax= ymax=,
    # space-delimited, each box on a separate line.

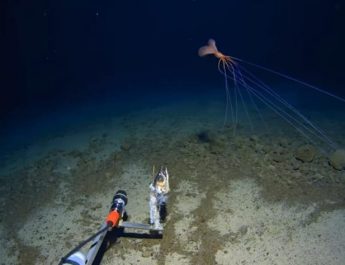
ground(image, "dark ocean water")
xmin=2 ymin=0 xmax=345 ymax=156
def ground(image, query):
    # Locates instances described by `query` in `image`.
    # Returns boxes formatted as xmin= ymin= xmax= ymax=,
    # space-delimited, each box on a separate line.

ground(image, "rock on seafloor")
xmin=294 ymin=145 xmax=316 ymax=162
xmin=329 ymin=149 xmax=345 ymax=170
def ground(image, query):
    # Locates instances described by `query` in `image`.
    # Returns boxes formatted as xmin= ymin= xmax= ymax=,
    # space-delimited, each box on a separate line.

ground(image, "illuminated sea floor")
xmin=1 ymin=91 xmax=345 ymax=264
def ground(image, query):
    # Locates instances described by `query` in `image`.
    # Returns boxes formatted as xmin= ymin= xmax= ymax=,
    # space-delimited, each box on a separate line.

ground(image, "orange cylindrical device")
xmin=106 ymin=210 xmax=121 ymax=228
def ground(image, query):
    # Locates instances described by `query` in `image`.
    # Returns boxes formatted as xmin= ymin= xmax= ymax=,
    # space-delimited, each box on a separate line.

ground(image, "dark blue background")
xmin=2 ymin=0 xmax=345 ymax=123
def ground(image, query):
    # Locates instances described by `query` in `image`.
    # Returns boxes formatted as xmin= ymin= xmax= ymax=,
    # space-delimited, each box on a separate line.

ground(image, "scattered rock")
xmin=329 ymin=149 xmax=345 ymax=170
xmin=290 ymin=160 xmax=300 ymax=170
xmin=249 ymin=135 xmax=259 ymax=142
xmin=252 ymin=142 xmax=267 ymax=154
xmin=295 ymin=145 xmax=316 ymax=162
xmin=209 ymin=137 xmax=226 ymax=154
xmin=278 ymin=138 xmax=289 ymax=147
xmin=271 ymin=146 xmax=289 ymax=163
xmin=272 ymin=153 xmax=287 ymax=163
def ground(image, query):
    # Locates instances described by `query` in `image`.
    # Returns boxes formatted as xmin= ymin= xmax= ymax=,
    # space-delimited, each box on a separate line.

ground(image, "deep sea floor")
xmin=1 ymin=90 xmax=345 ymax=264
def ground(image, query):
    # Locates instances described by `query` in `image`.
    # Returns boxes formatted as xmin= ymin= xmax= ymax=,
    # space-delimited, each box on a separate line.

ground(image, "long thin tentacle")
xmin=219 ymin=65 xmax=337 ymax=150
xmin=231 ymin=56 xmax=345 ymax=103
xmin=229 ymin=61 xmax=239 ymax=134
xmin=245 ymin=83 xmax=321 ymax=149
xmin=220 ymin=62 xmax=265 ymax=133
xmin=218 ymin=59 xmax=234 ymax=127
xmin=238 ymin=65 xmax=337 ymax=148
xmin=236 ymin=76 xmax=254 ymax=131
xmin=235 ymin=66 xmax=265 ymax=132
